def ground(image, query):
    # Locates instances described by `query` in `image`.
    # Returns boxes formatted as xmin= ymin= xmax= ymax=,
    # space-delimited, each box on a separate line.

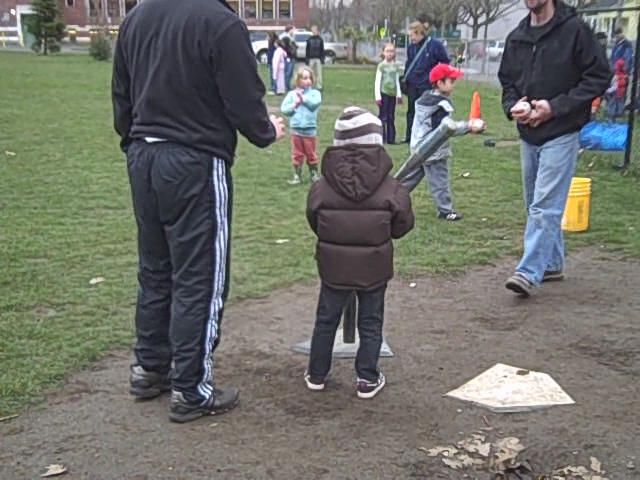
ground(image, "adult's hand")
xmin=528 ymin=100 xmax=553 ymax=128
xmin=270 ymin=115 xmax=286 ymax=140
xmin=510 ymin=96 xmax=531 ymax=124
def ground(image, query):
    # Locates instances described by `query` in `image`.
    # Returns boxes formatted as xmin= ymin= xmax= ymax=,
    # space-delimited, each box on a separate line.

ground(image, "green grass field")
xmin=1 ymin=52 xmax=638 ymax=416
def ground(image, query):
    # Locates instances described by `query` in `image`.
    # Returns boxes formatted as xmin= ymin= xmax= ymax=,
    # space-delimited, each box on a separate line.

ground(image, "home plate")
xmin=445 ymin=363 xmax=575 ymax=413
xmin=291 ymin=328 xmax=394 ymax=359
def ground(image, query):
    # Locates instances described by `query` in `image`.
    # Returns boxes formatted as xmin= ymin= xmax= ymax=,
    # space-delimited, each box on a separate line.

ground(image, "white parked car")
xmin=251 ymin=29 xmax=349 ymax=65
xmin=485 ymin=40 xmax=505 ymax=60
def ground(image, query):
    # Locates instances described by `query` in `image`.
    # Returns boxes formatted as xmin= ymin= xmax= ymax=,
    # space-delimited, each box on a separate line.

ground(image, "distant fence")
xmin=351 ymin=37 xmax=503 ymax=86
xmin=578 ymin=4 xmax=640 ymax=170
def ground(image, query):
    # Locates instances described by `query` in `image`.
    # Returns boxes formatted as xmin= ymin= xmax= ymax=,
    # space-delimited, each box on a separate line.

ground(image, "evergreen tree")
xmin=25 ymin=0 xmax=66 ymax=55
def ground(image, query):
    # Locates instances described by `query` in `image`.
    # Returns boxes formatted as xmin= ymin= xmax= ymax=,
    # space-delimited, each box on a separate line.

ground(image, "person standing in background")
xmin=402 ymin=21 xmax=450 ymax=144
xmin=374 ymin=43 xmax=403 ymax=145
xmin=306 ymin=25 xmax=325 ymax=91
xmin=280 ymin=25 xmax=297 ymax=91
xmin=611 ymin=27 xmax=633 ymax=73
xmin=267 ymin=31 xmax=278 ymax=95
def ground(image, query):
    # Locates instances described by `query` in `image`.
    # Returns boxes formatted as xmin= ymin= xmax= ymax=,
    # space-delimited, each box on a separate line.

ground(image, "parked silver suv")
xmin=251 ymin=29 xmax=349 ymax=64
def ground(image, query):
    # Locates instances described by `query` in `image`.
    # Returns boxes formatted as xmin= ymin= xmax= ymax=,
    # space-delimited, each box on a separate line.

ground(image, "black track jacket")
xmin=498 ymin=1 xmax=611 ymax=146
xmin=112 ymin=0 xmax=276 ymax=163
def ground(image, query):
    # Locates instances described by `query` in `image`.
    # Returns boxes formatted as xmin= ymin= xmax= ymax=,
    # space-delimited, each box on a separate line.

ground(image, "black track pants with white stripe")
xmin=126 ymin=141 xmax=232 ymax=405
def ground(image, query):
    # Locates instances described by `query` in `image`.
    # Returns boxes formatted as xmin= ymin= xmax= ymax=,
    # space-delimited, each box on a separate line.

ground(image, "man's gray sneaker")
xmin=542 ymin=269 xmax=564 ymax=282
xmin=168 ymin=388 xmax=240 ymax=424
xmin=129 ymin=365 xmax=171 ymax=400
xmin=505 ymin=273 xmax=534 ymax=297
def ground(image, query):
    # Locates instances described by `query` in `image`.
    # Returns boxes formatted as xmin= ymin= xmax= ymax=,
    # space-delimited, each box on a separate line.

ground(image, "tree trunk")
xmin=481 ymin=23 xmax=489 ymax=75
xmin=43 ymin=28 xmax=48 ymax=55
xmin=472 ymin=23 xmax=480 ymax=39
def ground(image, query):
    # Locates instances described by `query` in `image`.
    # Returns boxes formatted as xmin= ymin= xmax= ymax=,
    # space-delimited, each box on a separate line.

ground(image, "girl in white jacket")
xmin=272 ymin=40 xmax=288 ymax=95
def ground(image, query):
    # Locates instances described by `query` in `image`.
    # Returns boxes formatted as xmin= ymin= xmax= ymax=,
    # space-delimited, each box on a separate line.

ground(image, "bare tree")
xmin=416 ymin=0 xmax=463 ymax=30
xmin=457 ymin=0 xmax=520 ymax=39
xmin=309 ymin=0 xmax=352 ymax=39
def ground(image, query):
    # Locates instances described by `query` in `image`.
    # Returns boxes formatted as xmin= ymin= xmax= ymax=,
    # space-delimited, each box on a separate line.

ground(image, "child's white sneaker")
xmin=304 ymin=371 xmax=326 ymax=391
xmin=356 ymin=372 xmax=386 ymax=399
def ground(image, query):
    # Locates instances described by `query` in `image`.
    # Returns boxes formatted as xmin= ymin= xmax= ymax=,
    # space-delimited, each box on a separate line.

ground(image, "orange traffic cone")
xmin=469 ymin=90 xmax=481 ymax=120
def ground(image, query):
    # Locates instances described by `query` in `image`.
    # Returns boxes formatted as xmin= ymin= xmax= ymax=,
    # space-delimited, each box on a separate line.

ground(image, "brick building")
xmin=0 ymin=0 xmax=310 ymax=47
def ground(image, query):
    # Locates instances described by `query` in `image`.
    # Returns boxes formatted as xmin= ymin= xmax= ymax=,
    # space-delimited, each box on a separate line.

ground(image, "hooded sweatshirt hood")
xmin=320 ymin=144 xmax=393 ymax=203
xmin=512 ymin=0 xmax=575 ymax=42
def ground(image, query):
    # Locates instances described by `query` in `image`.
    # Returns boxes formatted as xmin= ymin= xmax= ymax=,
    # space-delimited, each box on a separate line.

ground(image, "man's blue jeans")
xmin=516 ymin=132 xmax=580 ymax=285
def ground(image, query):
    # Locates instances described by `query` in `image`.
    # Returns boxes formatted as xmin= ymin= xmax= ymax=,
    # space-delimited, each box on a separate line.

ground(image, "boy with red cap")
xmin=404 ymin=63 xmax=484 ymax=221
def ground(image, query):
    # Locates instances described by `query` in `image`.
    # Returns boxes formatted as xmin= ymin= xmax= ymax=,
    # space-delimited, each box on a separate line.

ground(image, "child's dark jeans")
xmin=379 ymin=93 xmax=397 ymax=144
xmin=308 ymin=282 xmax=387 ymax=382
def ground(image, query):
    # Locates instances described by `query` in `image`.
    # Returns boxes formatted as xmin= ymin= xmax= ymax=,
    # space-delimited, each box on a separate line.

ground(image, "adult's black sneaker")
xmin=168 ymin=388 xmax=240 ymax=424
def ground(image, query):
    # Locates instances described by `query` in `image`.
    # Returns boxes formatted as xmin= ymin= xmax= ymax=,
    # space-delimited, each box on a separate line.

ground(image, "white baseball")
xmin=471 ymin=119 xmax=485 ymax=130
xmin=512 ymin=101 xmax=532 ymax=115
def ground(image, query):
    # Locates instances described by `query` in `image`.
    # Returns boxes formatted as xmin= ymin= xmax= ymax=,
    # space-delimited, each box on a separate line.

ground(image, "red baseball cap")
xmin=429 ymin=63 xmax=464 ymax=84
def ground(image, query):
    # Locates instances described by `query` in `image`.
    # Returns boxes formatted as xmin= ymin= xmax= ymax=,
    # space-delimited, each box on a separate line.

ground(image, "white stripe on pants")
xmin=197 ymin=157 xmax=229 ymax=401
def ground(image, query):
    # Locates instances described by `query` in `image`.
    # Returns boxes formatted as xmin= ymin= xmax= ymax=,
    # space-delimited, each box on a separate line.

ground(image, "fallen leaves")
xmin=41 ymin=464 xmax=67 ymax=477
xmin=420 ymin=433 xmax=610 ymax=480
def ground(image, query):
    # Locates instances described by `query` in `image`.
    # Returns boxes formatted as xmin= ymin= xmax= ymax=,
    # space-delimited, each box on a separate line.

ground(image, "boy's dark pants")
xmin=379 ymin=93 xmax=397 ymax=144
xmin=308 ymin=282 xmax=387 ymax=382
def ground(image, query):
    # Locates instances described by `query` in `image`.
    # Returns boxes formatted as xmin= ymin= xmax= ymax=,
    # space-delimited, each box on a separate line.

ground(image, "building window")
xmin=66 ymin=0 xmax=74 ymax=7
xmin=261 ymin=0 xmax=273 ymax=19
xmin=227 ymin=0 xmax=239 ymax=14
xmin=89 ymin=0 xmax=99 ymax=17
xmin=244 ymin=0 xmax=257 ymax=19
xmin=278 ymin=0 xmax=290 ymax=20
xmin=107 ymin=0 xmax=119 ymax=18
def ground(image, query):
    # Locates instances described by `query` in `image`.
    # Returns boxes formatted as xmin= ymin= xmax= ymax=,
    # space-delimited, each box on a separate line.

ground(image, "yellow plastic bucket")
xmin=562 ymin=177 xmax=592 ymax=232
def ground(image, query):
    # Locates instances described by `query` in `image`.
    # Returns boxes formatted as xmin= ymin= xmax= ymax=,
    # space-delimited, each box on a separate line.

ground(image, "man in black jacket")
xmin=306 ymin=26 xmax=325 ymax=90
xmin=112 ymin=0 xmax=285 ymax=423
xmin=498 ymin=0 xmax=610 ymax=297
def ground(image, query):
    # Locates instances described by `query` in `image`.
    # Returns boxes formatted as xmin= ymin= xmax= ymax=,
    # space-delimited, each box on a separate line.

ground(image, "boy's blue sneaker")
xmin=356 ymin=372 xmax=386 ymax=399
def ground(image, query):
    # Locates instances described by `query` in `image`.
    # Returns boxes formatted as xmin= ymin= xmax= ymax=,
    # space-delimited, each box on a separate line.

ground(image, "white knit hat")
xmin=333 ymin=107 xmax=383 ymax=146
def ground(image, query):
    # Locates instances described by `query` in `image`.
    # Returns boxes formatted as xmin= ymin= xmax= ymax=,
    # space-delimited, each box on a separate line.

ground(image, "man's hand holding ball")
xmin=510 ymin=97 xmax=532 ymax=124
xmin=270 ymin=114 xmax=286 ymax=140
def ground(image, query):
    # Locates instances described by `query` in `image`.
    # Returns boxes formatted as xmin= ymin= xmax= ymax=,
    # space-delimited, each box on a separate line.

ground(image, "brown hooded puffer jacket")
xmin=306 ymin=144 xmax=415 ymax=291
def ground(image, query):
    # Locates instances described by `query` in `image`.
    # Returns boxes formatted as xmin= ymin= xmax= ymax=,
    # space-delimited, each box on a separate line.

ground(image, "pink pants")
xmin=291 ymin=135 xmax=318 ymax=167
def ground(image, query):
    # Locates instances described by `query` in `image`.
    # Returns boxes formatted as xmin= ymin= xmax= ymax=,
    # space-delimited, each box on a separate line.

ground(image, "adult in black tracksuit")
xmin=112 ymin=0 xmax=285 ymax=423
xmin=498 ymin=0 xmax=610 ymax=297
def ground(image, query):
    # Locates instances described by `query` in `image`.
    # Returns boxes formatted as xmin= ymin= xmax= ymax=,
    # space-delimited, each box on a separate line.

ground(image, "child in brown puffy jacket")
xmin=305 ymin=106 xmax=415 ymax=399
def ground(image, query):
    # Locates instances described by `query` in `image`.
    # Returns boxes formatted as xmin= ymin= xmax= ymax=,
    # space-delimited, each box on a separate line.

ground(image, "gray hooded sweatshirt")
xmin=409 ymin=90 xmax=470 ymax=163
